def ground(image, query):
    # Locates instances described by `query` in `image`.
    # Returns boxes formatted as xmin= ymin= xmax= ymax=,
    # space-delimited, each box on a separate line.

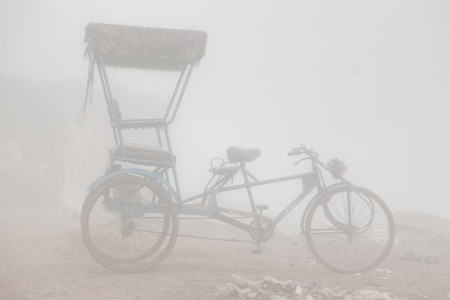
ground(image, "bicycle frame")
xmin=178 ymin=164 xmax=317 ymax=228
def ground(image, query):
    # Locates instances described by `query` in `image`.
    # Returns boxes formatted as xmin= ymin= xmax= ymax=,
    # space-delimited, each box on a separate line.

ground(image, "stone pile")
xmin=215 ymin=275 xmax=395 ymax=300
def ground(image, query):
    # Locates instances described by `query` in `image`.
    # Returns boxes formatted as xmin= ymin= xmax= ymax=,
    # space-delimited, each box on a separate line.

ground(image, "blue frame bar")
xmin=164 ymin=67 xmax=186 ymax=120
xmin=167 ymin=65 xmax=194 ymax=124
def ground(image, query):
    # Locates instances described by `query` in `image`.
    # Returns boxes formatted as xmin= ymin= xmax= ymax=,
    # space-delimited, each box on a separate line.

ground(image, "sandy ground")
xmin=1 ymin=208 xmax=450 ymax=300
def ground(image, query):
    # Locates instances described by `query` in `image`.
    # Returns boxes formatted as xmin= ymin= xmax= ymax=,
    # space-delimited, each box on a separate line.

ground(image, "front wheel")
xmin=304 ymin=185 xmax=395 ymax=273
xmin=81 ymin=174 xmax=179 ymax=272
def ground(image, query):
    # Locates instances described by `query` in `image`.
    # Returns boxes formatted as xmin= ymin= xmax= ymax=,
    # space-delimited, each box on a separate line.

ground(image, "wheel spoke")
xmin=81 ymin=176 xmax=179 ymax=272
xmin=305 ymin=186 xmax=394 ymax=273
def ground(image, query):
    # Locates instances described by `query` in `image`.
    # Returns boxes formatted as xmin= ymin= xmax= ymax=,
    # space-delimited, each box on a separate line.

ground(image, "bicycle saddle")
xmin=227 ymin=147 xmax=261 ymax=163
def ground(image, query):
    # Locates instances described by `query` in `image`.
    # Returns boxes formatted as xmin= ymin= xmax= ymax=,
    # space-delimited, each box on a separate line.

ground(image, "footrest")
xmin=256 ymin=205 xmax=268 ymax=211
xmin=119 ymin=119 xmax=166 ymax=129
xmin=209 ymin=165 xmax=238 ymax=175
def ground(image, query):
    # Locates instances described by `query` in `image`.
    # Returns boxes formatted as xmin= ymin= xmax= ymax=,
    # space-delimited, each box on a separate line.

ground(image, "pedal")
xmin=251 ymin=205 xmax=268 ymax=254
xmin=256 ymin=205 xmax=268 ymax=211
xmin=251 ymin=248 xmax=264 ymax=254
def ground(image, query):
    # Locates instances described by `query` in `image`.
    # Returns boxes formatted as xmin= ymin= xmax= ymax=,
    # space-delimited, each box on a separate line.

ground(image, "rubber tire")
xmin=304 ymin=185 xmax=395 ymax=273
xmin=81 ymin=174 xmax=179 ymax=272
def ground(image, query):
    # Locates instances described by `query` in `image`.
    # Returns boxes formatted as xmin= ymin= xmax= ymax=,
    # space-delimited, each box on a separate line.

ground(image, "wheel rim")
xmin=82 ymin=177 xmax=178 ymax=272
xmin=306 ymin=187 xmax=394 ymax=273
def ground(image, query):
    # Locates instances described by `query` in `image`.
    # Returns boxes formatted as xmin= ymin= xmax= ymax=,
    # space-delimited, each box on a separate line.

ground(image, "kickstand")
xmin=252 ymin=242 xmax=263 ymax=254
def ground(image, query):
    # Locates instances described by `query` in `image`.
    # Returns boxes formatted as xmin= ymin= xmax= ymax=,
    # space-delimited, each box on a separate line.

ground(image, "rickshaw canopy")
xmin=85 ymin=23 xmax=207 ymax=70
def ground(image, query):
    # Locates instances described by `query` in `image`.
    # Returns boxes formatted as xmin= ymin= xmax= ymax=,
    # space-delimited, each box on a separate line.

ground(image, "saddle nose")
xmin=227 ymin=147 xmax=261 ymax=163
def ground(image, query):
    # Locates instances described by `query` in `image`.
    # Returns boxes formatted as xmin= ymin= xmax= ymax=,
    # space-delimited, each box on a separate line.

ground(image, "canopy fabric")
xmin=84 ymin=23 xmax=207 ymax=70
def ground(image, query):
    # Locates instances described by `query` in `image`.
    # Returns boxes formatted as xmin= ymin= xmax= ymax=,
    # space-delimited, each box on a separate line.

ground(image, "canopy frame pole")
xmin=167 ymin=64 xmax=194 ymax=125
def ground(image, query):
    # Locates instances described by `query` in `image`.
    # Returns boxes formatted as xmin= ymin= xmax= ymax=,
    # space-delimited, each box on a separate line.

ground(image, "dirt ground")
xmin=1 ymin=208 xmax=450 ymax=300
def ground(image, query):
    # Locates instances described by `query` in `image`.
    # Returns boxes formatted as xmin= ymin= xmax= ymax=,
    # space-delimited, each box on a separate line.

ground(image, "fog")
xmin=1 ymin=1 xmax=450 ymax=298
xmin=1 ymin=0 xmax=449 ymax=217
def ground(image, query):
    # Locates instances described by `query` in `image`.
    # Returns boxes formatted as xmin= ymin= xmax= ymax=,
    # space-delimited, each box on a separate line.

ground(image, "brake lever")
xmin=294 ymin=157 xmax=310 ymax=166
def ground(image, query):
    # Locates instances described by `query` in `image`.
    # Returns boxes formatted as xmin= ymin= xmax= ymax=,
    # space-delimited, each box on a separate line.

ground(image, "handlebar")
xmin=288 ymin=145 xmax=318 ymax=159
xmin=289 ymin=144 xmax=348 ymax=181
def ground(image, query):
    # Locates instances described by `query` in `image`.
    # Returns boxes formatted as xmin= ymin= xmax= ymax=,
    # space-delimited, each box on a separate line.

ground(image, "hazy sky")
xmin=1 ymin=1 xmax=449 ymax=222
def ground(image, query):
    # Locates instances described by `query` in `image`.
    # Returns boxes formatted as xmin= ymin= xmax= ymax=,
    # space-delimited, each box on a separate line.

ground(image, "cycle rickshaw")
xmin=80 ymin=23 xmax=395 ymax=273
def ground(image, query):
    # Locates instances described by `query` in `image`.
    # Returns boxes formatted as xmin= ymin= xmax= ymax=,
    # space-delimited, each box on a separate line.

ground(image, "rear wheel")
xmin=305 ymin=185 xmax=394 ymax=273
xmin=81 ymin=175 xmax=178 ymax=272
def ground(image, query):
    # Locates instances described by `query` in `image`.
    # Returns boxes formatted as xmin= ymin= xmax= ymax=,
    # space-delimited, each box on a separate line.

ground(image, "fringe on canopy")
xmin=81 ymin=40 xmax=95 ymax=115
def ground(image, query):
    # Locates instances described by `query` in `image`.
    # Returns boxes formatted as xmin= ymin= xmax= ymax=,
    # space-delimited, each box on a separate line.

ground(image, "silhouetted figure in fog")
xmin=0 ymin=140 xmax=24 ymax=172
xmin=61 ymin=114 xmax=92 ymax=218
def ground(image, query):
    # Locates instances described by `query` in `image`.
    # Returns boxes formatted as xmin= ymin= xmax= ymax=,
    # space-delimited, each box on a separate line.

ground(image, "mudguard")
xmin=87 ymin=168 xmax=179 ymax=201
xmin=300 ymin=182 xmax=352 ymax=232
